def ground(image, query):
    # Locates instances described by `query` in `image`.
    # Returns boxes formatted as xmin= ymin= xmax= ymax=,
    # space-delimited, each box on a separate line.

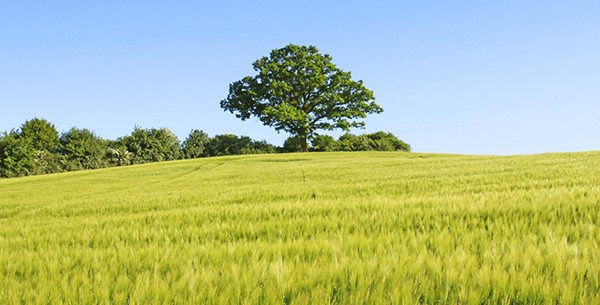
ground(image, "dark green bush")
xmin=337 ymin=132 xmax=410 ymax=152
xmin=366 ymin=131 xmax=411 ymax=152
xmin=59 ymin=128 xmax=108 ymax=170
xmin=204 ymin=135 xmax=275 ymax=157
xmin=204 ymin=134 xmax=248 ymax=157
xmin=0 ymin=131 xmax=36 ymax=177
xmin=338 ymin=133 xmax=373 ymax=151
xmin=311 ymin=135 xmax=339 ymax=152
xmin=282 ymin=136 xmax=302 ymax=152
xmin=182 ymin=129 xmax=210 ymax=159
xmin=31 ymin=150 xmax=65 ymax=175
xmin=123 ymin=127 xmax=182 ymax=163
xmin=20 ymin=118 xmax=60 ymax=152
xmin=105 ymin=140 xmax=132 ymax=166
xmin=247 ymin=140 xmax=277 ymax=154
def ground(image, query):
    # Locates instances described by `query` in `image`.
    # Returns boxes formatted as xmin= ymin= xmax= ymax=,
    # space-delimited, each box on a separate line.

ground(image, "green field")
xmin=1 ymin=151 xmax=599 ymax=304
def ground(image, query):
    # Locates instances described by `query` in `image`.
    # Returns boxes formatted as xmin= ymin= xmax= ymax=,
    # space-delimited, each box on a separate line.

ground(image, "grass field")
xmin=1 ymin=151 xmax=599 ymax=304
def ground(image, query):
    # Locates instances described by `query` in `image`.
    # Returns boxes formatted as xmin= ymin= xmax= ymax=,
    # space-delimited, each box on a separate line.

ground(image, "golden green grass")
xmin=0 ymin=151 xmax=599 ymax=304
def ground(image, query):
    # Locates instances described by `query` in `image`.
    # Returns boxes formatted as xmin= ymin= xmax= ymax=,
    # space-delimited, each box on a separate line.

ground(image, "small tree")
xmin=311 ymin=135 xmax=339 ymax=152
xmin=0 ymin=131 xmax=36 ymax=177
xmin=19 ymin=118 xmax=64 ymax=174
xmin=338 ymin=133 xmax=374 ymax=151
xmin=247 ymin=140 xmax=277 ymax=154
xmin=59 ymin=128 xmax=108 ymax=170
xmin=182 ymin=129 xmax=210 ymax=159
xmin=20 ymin=118 xmax=60 ymax=152
xmin=123 ymin=127 xmax=181 ymax=163
xmin=204 ymin=134 xmax=250 ymax=157
xmin=366 ymin=131 xmax=410 ymax=152
xmin=202 ymin=134 xmax=276 ymax=157
xmin=337 ymin=132 xmax=410 ymax=152
xmin=282 ymin=136 xmax=303 ymax=153
xmin=221 ymin=44 xmax=383 ymax=152
xmin=105 ymin=140 xmax=132 ymax=166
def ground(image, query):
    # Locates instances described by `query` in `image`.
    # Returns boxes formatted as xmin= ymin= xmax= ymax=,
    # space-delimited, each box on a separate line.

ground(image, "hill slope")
xmin=1 ymin=151 xmax=599 ymax=304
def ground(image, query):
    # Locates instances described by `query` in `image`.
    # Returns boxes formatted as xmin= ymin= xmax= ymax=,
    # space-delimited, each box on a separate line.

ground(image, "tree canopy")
xmin=182 ymin=129 xmax=210 ymax=159
xmin=122 ymin=127 xmax=181 ymax=163
xmin=20 ymin=118 xmax=60 ymax=152
xmin=221 ymin=44 xmax=383 ymax=151
xmin=1 ymin=119 xmax=409 ymax=178
xmin=59 ymin=128 xmax=107 ymax=170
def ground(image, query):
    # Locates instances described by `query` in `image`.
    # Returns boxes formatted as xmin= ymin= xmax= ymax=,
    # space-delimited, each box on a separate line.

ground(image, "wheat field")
xmin=0 ymin=151 xmax=599 ymax=304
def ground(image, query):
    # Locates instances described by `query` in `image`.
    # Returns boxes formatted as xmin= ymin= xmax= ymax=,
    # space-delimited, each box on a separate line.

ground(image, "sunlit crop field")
xmin=1 ymin=151 xmax=599 ymax=304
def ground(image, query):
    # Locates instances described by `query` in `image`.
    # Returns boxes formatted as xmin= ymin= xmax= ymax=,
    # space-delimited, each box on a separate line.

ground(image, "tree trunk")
xmin=300 ymin=135 xmax=308 ymax=152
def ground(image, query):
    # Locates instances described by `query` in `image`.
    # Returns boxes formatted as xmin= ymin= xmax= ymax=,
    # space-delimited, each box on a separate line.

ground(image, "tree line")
xmin=0 ymin=118 xmax=410 ymax=178
xmin=1 ymin=44 xmax=405 ymax=178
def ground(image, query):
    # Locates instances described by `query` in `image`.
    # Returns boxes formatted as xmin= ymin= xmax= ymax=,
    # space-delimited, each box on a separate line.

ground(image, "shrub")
xmin=338 ymin=133 xmax=372 ymax=151
xmin=31 ymin=150 xmax=65 ymax=175
xmin=366 ymin=132 xmax=411 ymax=152
xmin=0 ymin=131 xmax=36 ymax=177
xmin=282 ymin=136 xmax=302 ymax=153
xmin=203 ymin=135 xmax=277 ymax=157
xmin=246 ymin=140 xmax=277 ymax=154
xmin=204 ymin=134 xmax=245 ymax=157
xmin=105 ymin=140 xmax=132 ymax=166
xmin=182 ymin=129 xmax=209 ymax=159
xmin=20 ymin=118 xmax=60 ymax=152
xmin=311 ymin=135 xmax=339 ymax=152
xmin=123 ymin=127 xmax=182 ymax=163
xmin=337 ymin=132 xmax=410 ymax=152
xmin=59 ymin=128 xmax=108 ymax=170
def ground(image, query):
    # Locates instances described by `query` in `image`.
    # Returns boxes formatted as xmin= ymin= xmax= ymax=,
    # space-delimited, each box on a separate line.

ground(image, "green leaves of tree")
xmin=221 ymin=44 xmax=383 ymax=151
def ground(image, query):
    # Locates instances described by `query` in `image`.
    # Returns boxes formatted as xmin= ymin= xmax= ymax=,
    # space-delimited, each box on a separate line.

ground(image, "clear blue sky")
xmin=1 ymin=1 xmax=599 ymax=155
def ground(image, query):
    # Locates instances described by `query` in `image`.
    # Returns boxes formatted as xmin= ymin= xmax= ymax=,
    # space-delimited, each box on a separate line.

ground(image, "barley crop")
xmin=0 ymin=151 xmax=599 ymax=304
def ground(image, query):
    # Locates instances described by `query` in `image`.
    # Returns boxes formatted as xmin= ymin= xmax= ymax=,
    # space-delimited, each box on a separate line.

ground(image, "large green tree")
xmin=221 ymin=44 xmax=383 ymax=152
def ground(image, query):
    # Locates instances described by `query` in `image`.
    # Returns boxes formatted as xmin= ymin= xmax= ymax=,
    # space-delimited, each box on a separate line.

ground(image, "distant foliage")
xmin=60 ymin=128 xmax=108 ymax=170
xmin=182 ymin=129 xmax=210 ymax=159
xmin=123 ymin=127 xmax=182 ymax=163
xmin=310 ymin=135 xmax=339 ymax=152
xmin=0 ymin=118 xmax=69 ymax=177
xmin=338 ymin=132 xmax=410 ymax=152
xmin=0 ymin=131 xmax=36 ymax=177
xmin=282 ymin=136 xmax=303 ymax=153
xmin=0 ymin=118 xmax=410 ymax=178
xmin=204 ymin=134 xmax=247 ymax=157
xmin=367 ymin=131 xmax=411 ymax=151
xmin=105 ymin=140 xmax=132 ymax=167
xmin=20 ymin=118 xmax=60 ymax=152
xmin=285 ymin=132 xmax=410 ymax=153
xmin=247 ymin=140 xmax=277 ymax=155
xmin=204 ymin=134 xmax=276 ymax=157
xmin=31 ymin=150 xmax=64 ymax=175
